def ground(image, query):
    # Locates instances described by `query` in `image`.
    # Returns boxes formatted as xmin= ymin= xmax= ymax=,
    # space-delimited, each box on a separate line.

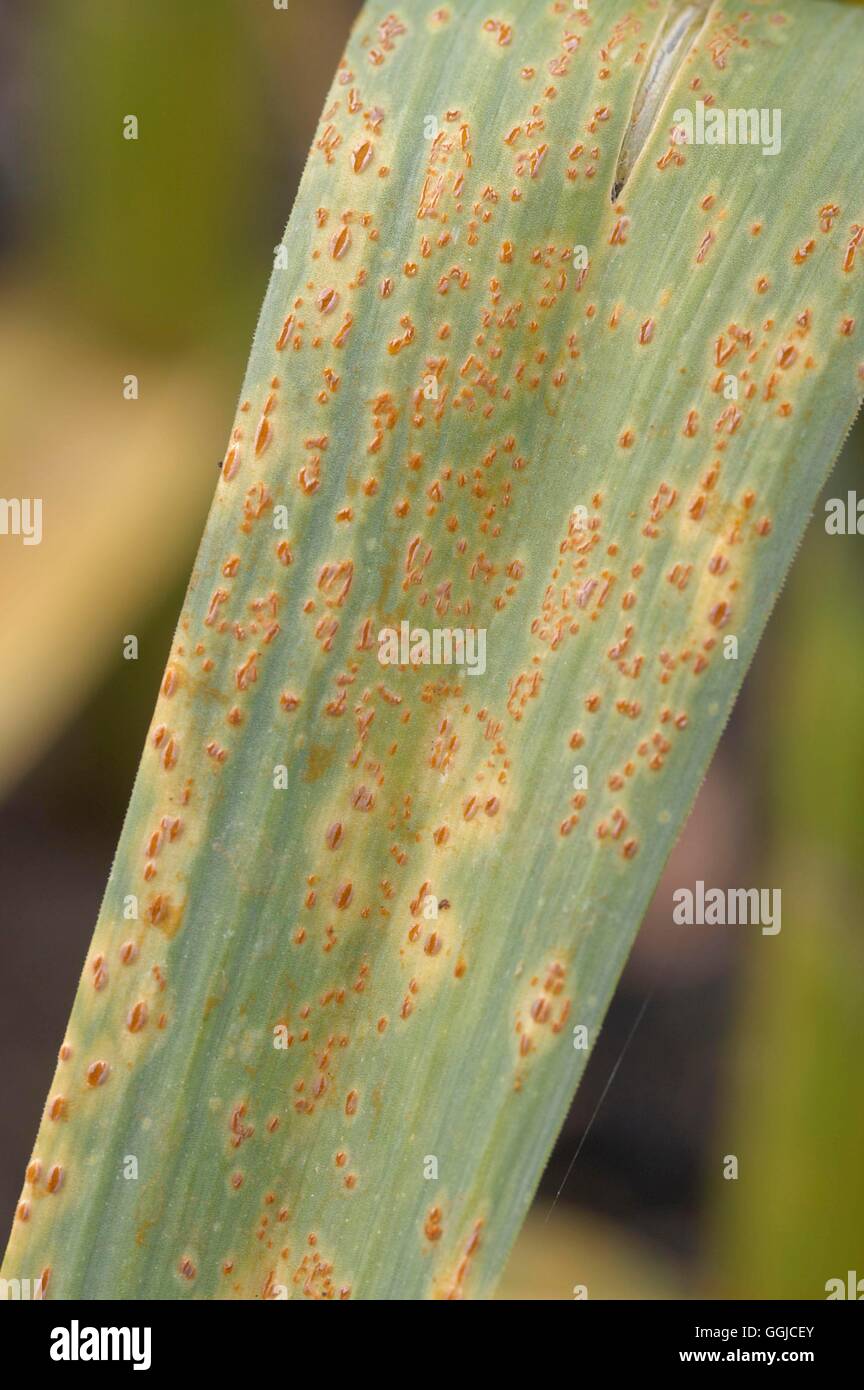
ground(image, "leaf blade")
xmin=5 ymin=0 xmax=864 ymax=1300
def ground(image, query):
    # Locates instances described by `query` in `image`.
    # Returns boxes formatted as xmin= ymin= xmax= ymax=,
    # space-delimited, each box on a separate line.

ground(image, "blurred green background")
xmin=0 ymin=0 xmax=861 ymax=1300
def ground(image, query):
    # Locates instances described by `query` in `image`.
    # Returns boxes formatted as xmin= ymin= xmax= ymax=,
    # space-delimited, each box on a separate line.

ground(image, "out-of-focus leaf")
xmin=0 ymin=299 xmax=218 ymax=792
xmin=707 ymin=517 xmax=864 ymax=1298
xmin=498 ymin=1208 xmax=682 ymax=1301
